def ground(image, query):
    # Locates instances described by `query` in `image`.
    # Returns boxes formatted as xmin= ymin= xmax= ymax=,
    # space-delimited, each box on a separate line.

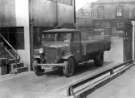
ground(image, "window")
xmin=0 ymin=27 xmax=24 ymax=49
xmin=116 ymin=6 xmax=123 ymax=17
xmin=97 ymin=6 xmax=104 ymax=18
xmin=41 ymin=33 xmax=72 ymax=42
xmin=116 ymin=22 xmax=124 ymax=30
xmin=91 ymin=10 xmax=95 ymax=17
xmin=90 ymin=9 xmax=97 ymax=18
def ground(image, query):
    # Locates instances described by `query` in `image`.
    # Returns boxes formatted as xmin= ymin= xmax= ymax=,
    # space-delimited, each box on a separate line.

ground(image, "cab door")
xmin=71 ymin=31 xmax=82 ymax=62
xmin=123 ymin=21 xmax=132 ymax=62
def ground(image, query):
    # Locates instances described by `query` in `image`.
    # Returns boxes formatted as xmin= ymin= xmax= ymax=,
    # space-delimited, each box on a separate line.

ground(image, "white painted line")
xmin=90 ymin=72 xmax=110 ymax=84
xmin=73 ymin=72 xmax=110 ymax=94
xmin=75 ymin=75 xmax=111 ymax=97
xmin=113 ymin=65 xmax=125 ymax=73
xmin=73 ymin=64 xmax=133 ymax=97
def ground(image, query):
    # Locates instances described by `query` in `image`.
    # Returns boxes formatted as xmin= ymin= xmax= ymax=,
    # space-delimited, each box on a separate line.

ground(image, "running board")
xmin=78 ymin=60 xmax=93 ymax=65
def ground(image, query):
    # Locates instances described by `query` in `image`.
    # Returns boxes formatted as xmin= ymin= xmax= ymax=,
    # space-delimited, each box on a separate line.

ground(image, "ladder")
xmin=0 ymin=33 xmax=27 ymax=74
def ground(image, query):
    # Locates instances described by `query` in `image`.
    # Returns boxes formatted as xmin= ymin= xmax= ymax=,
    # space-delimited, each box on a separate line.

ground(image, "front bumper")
xmin=36 ymin=63 xmax=66 ymax=70
xmin=37 ymin=63 xmax=66 ymax=67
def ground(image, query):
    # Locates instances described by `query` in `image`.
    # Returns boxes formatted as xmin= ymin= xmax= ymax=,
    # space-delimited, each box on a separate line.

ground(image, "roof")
xmin=43 ymin=28 xmax=80 ymax=33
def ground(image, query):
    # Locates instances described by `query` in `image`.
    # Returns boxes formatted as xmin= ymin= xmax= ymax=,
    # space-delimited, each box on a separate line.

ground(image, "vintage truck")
xmin=33 ymin=28 xmax=111 ymax=77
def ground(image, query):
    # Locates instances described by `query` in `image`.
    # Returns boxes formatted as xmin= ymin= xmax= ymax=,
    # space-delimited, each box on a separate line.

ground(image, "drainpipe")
xmin=29 ymin=0 xmax=34 ymax=71
xmin=132 ymin=21 xmax=135 ymax=63
xmin=74 ymin=0 xmax=76 ymax=26
xmin=55 ymin=0 xmax=58 ymax=28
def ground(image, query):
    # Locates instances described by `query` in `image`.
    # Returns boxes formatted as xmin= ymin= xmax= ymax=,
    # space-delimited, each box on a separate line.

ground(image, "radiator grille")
xmin=45 ymin=47 xmax=57 ymax=63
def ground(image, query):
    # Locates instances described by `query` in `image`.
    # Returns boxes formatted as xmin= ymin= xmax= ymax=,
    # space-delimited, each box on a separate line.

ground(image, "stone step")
xmin=12 ymin=63 xmax=24 ymax=69
xmin=15 ymin=67 xmax=28 ymax=74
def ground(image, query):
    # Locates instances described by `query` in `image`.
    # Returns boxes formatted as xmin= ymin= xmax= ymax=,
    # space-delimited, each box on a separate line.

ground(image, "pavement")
xmin=0 ymin=62 xmax=122 ymax=98
xmin=0 ymin=36 xmax=125 ymax=98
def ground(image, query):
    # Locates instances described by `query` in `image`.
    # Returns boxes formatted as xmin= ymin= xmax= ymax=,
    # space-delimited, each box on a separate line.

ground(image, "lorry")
xmin=33 ymin=28 xmax=111 ymax=77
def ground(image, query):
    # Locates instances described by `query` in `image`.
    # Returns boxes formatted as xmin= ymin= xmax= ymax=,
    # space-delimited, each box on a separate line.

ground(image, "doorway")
xmin=123 ymin=21 xmax=133 ymax=62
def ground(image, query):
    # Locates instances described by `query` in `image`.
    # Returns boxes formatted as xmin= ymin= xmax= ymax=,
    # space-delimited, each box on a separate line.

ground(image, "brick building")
xmin=90 ymin=0 xmax=135 ymax=35
xmin=76 ymin=0 xmax=135 ymax=36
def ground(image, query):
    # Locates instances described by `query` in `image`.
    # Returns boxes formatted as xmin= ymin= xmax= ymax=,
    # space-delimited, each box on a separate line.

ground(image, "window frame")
xmin=97 ymin=6 xmax=104 ymax=18
xmin=116 ymin=5 xmax=124 ymax=18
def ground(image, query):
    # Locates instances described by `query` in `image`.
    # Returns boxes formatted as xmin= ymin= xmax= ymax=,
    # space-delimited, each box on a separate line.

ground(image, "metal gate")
xmin=123 ymin=21 xmax=133 ymax=62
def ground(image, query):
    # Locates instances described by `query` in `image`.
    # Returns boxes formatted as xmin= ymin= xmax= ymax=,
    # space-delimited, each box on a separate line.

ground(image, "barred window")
xmin=90 ymin=10 xmax=96 ymax=17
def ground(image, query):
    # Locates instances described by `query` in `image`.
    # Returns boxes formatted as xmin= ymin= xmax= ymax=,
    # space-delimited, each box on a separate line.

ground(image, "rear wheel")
xmin=63 ymin=58 xmax=75 ymax=77
xmin=94 ymin=52 xmax=104 ymax=67
xmin=33 ymin=60 xmax=43 ymax=76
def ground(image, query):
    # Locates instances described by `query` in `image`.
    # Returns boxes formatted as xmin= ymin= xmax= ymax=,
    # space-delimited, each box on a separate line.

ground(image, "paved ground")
xmin=0 ymin=37 xmax=124 ymax=98
xmin=87 ymin=65 xmax=135 ymax=98
xmin=0 ymin=62 xmax=122 ymax=98
xmin=105 ymin=36 xmax=123 ymax=64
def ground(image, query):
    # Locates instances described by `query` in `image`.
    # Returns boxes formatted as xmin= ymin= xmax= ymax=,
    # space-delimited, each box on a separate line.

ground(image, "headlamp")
xmin=39 ymin=48 xmax=44 ymax=54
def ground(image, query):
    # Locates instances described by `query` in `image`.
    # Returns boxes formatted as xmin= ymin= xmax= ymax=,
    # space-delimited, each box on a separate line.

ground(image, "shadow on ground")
xmin=37 ymin=61 xmax=113 ymax=77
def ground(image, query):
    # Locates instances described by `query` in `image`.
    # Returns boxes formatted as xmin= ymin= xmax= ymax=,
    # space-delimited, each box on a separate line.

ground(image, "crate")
xmin=0 ymin=58 xmax=8 ymax=75
xmin=0 ymin=66 xmax=8 ymax=75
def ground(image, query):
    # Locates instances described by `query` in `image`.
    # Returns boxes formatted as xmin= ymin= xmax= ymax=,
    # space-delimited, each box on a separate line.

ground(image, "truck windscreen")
xmin=41 ymin=33 xmax=71 ymax=42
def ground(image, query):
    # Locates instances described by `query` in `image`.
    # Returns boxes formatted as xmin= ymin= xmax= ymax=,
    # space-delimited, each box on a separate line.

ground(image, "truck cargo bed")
xmin=82 ymin=37 xmax=111 ymax=55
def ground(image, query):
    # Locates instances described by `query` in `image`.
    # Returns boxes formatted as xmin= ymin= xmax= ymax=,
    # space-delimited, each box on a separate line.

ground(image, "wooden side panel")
xmin=82 ymin=39 xmax=110 ymax=55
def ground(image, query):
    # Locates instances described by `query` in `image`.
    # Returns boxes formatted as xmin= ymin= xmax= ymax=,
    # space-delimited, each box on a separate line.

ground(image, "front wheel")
xmin=63 ymin=58 xmax=75 ymax=77
xmin=33 ymin=60 xmax=43 ymax=76
xmin=94 ymin=52 xmax=104 ymax=67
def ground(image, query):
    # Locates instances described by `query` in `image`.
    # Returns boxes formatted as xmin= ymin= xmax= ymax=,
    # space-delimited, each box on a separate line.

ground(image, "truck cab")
xmin=33 ymin=28 xmax=111 ymax=77
xmin=33 ymin=28 xmax=80 ymax=76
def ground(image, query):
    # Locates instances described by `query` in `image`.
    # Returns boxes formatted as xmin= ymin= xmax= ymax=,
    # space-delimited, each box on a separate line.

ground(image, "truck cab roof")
xmin=42 ymin=28 xmax=80 ymax=33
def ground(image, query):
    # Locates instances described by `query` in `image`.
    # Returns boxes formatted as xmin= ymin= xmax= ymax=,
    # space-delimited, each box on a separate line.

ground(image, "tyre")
xmin=63 ymin=57 xmax=75 ymax=77
xmin=33 ymin=60 xmax=43 ymax=76
xmin=94 ymin=52 xmax=104 ymax=67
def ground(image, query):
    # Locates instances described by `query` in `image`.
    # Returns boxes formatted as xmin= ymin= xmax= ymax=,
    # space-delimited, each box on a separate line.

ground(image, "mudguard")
xmin=62 ymin=54 xmax=73 ymax=60
xmin=33 ymin=55 xmax=41 ymax=63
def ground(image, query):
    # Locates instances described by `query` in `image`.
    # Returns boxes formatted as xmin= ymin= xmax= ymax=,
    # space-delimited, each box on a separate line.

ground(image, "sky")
xmin=76 ymin=0 xmax=98 ymax=10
